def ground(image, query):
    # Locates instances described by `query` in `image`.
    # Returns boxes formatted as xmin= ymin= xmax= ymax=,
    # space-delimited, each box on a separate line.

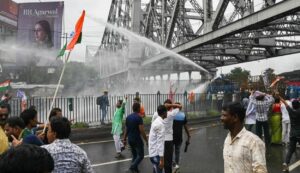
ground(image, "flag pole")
xmin=43 ymin=51 xmax=72 ymax=133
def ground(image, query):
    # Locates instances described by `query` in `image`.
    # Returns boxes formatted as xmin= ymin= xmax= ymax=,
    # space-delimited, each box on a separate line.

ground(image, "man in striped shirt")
xmin=249 ymin=90 xmax=274 ymax=145
xmin=222 ymin=102 xmax=267 ymax=173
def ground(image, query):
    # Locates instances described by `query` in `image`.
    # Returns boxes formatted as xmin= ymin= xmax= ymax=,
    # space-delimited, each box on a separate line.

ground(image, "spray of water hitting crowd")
xmin=86 ymin=15 xmax=212 ymax=95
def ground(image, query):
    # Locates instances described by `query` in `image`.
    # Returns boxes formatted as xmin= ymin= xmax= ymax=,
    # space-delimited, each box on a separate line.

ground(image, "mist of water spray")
xmin=86 ymin=15 xmax=209 ymax=73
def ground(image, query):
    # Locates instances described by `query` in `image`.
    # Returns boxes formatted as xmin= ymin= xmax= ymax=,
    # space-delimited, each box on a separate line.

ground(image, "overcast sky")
xmin=13 ymin=0 xmax=300 ymax=77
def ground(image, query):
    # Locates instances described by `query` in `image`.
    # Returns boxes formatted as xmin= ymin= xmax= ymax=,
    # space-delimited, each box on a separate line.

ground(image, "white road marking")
xmin=91 ymin=155 xmax=150 ymax=167
xmin=77 ymin=139 xmax=114 ymax=146
xmin=289 ymin=160 xmax=300 ymax=171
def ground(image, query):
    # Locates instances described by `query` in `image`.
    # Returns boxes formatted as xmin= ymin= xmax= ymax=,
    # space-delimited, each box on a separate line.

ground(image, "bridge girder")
xmin=99 ymin=0 xmax=300 ymax=75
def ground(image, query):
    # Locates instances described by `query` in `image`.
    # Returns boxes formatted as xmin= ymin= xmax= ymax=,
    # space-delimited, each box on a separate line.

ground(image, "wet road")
xmin=78 ymin=124 xmax=300 ymax=173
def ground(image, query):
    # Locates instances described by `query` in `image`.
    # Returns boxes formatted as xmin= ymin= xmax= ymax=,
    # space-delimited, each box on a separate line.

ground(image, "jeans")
xmin=129 ymin=140 xmax=144 ymax=171
xmin=256 ymin=120 xmax=270 ymax=145
xmin=101 ymin=108 xmax=107 ymax=123
xmin=173 ymin=141 xmax=182 ymax=165
xmin=150 ymin=156 xmax=163 ymax=173
xmin=285 ymin=136 xmax=300 ymax=164
xmin=164 ymin=141 xmax=173 ymax=173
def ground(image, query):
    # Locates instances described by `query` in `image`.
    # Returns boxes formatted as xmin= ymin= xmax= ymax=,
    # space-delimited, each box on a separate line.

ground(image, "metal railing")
xmin=8 ymin=93 xmax=229 ymax=124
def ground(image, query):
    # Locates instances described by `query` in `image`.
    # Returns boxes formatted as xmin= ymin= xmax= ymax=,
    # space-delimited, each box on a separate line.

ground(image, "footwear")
xmin=115 ymin=153 xmax=122 ymax=158
xmin=282 ymin=163 xmax=288 ymax=172
xmin=173 ymin=165 xmax=180 ymax=173
xmin=121 ymin=146 xmax=125 ymax=152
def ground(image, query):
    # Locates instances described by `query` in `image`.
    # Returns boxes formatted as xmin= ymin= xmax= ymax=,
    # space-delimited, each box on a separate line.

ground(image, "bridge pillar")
xmin=188 ymin=71 xmax=192 ymax=82
xmin=127 ymin=0 xmax=143 ymax=85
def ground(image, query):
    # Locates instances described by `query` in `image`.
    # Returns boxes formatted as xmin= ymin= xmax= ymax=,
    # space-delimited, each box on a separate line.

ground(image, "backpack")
xmin=96 ymin=96 xmax=102 ymax=106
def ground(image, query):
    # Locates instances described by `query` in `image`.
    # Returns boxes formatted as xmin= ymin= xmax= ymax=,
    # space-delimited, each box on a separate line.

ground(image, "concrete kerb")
xmin=70 ymin=116 xmax=221 ymax=143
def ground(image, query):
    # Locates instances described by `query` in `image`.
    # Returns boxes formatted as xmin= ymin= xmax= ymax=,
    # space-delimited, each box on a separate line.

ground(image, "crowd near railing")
xmin=8 ymin=92 xmax=230 ymax=124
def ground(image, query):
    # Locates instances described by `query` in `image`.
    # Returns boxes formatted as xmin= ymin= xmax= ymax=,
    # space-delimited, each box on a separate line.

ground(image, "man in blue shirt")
xmin=173 ymin=102 xmax=191 ymax=170
xmin=123 ymin=102 xmax=148 ymax=173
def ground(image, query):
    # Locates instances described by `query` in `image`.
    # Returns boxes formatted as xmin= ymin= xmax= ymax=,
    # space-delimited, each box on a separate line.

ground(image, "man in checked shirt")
xmin=221 ymin=102 xmax=267 ymax=173
xmin=249 ymin=90 xmax=274 ymax=146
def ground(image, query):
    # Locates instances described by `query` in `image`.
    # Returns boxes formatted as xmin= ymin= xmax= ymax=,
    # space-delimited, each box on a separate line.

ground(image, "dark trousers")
xmin=245 ymin=124 xmax=255 ymax=133
xmin=100 ymin=108 xmax=107 ymax=123
xmin=164 ymin=141 xmax=174 ymax=173
xmin=129 ymin=140 xmax=144 ymax=172
xmin=173 ymin=141 xmax=182 ymax=165
xmin=256 ymin=120 xmax=270 ymax=145
xmin=285 ymin=136 xmax=300 ymax=164
xmin=150 ymin=155 xmax=163 ymax=173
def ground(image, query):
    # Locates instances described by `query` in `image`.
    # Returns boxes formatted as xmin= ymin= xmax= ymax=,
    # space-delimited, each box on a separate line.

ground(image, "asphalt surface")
xmin=77 ymin=123 xmax=300 ymax=173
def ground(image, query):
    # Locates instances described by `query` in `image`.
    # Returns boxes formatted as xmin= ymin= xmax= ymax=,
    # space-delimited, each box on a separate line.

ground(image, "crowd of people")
xmin=0 ymin=87 xmax=299 ymax=173
xmin=239 ymin=89 xmax=300 ymax=172
xmin=0 ymin=96 xmax=93 ymax=173
xmin=0 ymin=90 xmax=191 ymax=173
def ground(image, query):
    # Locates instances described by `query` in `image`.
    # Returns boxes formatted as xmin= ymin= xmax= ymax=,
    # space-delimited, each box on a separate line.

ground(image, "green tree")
xmin=224 ymin=67 xmax=251 ymax=88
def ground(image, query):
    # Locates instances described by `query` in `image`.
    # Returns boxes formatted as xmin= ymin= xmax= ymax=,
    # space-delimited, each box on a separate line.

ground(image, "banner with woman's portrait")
xmin=17 ymin=2 xmax=64 ymax=50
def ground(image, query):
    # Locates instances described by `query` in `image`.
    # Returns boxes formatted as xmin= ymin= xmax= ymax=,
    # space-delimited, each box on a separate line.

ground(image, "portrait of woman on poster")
xmin=34 ymin=20 xmax=53 ymax=48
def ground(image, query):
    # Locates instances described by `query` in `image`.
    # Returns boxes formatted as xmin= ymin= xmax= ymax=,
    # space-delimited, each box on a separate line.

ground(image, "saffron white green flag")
xmin=0 ymin=80 xmax=11 ymax=92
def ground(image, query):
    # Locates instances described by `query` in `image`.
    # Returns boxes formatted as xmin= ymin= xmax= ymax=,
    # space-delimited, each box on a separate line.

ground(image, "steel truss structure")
xmin=99 ymin=0 xmax=300 ymax=74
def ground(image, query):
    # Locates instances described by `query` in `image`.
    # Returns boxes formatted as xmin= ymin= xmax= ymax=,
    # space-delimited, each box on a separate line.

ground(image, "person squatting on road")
xmin=221 ymin=102 xmax=267 ymax=173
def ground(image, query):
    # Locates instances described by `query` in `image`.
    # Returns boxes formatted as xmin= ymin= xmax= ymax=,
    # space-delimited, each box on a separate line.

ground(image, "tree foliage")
xmin=224 ymin=67 xmax=251 ymax=88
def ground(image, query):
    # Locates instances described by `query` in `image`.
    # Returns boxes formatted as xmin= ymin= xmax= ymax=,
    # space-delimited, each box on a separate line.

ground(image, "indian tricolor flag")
xmin=0 ymin=80 xmax=11 ymax=92
xmin=57 ymin=10 xmax=85 ymax=58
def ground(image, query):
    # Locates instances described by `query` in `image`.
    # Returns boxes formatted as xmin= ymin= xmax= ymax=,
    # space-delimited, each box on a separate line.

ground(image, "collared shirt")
xmin=149 ymin=116 xmax=165 ymax=157
xmin=125 ymin=112 xmax=143 ymax=143
xmin=164 ymin=108 xmax=179 ymax=141
xmin=281 ymin=101 xmax=291 ymax=123
xmin=111 ymin=100 xmax=126 ymax=135
xmin=0 ymin=127 xmax=8 ymax=154
xmin=245 ymin=100 xmax=256 ymax=125
xmin=250 ymin=95 xmax=274 ymax=122
xmin=152 ymin=108 xmax=179 ymax=141
xmin=223 ymin=128 xmax=267 ymax=173
xmin=42 ymin=139 xmax=94 ymax=173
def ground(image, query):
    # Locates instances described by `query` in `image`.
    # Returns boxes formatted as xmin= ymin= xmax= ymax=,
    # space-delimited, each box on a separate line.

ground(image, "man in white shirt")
xmin=221 ymin=102 xmax=267 ymax=173
xmin=152 ymin=99 xmax=181 ymax=173
xmin=148 ymin=105 xmax=167 ymax=173
xmin=245 ymin=98 xmax=256 ymax=133
xmin=281 ymin=97 xmax=291 ymax=145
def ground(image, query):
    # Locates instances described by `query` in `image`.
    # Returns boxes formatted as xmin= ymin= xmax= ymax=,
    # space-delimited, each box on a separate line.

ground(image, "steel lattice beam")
xmin=99 ymin=0 xmax=300 ymax=74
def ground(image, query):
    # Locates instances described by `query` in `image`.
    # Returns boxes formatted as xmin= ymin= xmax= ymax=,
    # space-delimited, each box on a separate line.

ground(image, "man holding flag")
xmin=17 ymin=90 xmax=27 ymax=112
